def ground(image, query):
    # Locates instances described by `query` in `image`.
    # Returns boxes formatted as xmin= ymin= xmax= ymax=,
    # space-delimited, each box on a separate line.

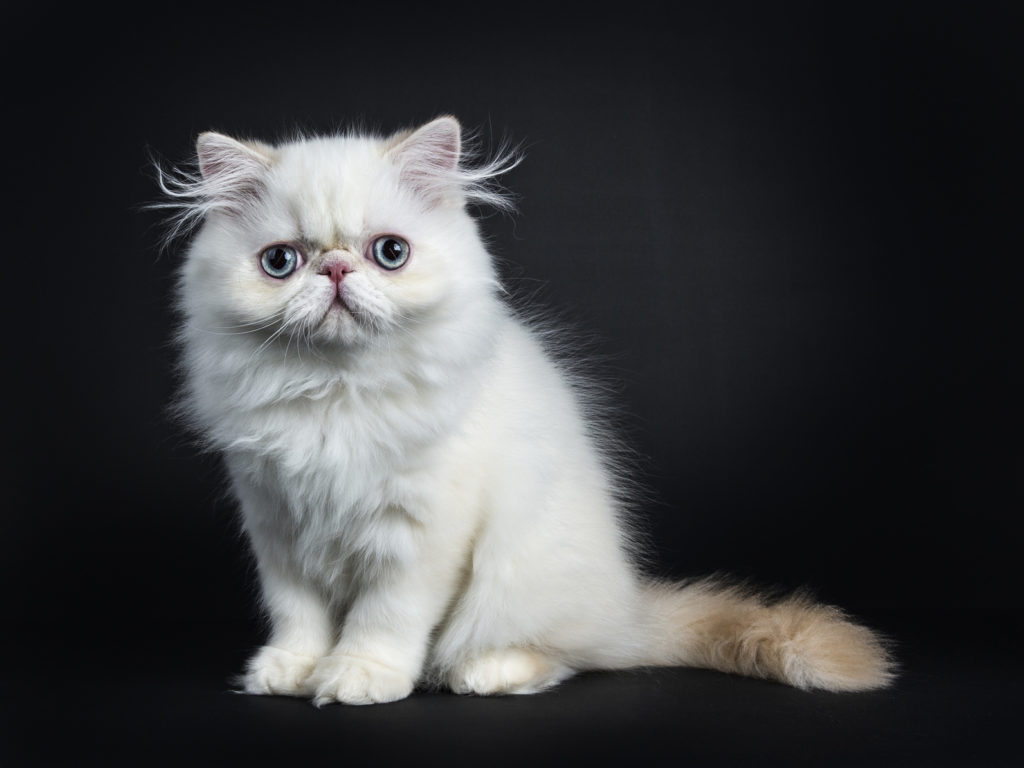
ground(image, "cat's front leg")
xmin=228 ymin=463 xmax=336 ymax=697
xmin=306 ymin=575 xmax=436 ymax=705
xmin=240 ymin=560 xmax=335 ymax=697
xmin=307 ymin=523 xmax=467 ymax=706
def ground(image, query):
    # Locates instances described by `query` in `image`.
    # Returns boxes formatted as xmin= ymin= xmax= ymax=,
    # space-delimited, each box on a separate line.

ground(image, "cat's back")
xmin=445 ymin=313 xmax=612 ymax=498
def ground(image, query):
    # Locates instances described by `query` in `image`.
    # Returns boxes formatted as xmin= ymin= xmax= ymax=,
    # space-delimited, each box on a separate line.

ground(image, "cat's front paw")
xmin=240 ymin=645 xmax=320 ymax=697
xmin=307 ymin=654 xmax=414 ymax=706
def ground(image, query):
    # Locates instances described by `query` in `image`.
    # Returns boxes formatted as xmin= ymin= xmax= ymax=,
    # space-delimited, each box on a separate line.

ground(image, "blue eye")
xmin=371 ymin=236 xmax=410 ymax=270
xmin=260 ymin=245 xmax=300 ymax=278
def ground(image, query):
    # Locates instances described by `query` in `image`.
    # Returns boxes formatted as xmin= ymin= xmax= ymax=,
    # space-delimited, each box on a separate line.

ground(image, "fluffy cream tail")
xmin=641 ymin=579 xmax=895 ymax=691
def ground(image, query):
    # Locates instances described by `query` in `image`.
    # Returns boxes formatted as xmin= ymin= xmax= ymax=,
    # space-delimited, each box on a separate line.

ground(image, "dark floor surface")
xmin=5 ymin=624 xmax=1019 ymax=767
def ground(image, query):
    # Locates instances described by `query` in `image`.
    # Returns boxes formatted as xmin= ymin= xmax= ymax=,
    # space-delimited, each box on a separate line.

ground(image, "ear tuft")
xmin=196 ymin=132 xmax=273 ymax=209
xmin=386 ymin=116 xmax=463 ymax=204
xmin=148 ymin=133 xmax=275 ymax=246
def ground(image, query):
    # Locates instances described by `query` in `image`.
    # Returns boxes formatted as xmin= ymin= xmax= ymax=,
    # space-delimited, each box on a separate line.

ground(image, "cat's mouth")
xmin=320 ymin=292 xmax=364 ymax=332
xmin=308 ymin=296 xmax=359 ymax=344
xmin=312 ymin=279 xmax=393 ymax=340
xmin=323 ymin=283 xmax=356 ymax=315
xmin=321 ymin=297 xmax=358 ymax=330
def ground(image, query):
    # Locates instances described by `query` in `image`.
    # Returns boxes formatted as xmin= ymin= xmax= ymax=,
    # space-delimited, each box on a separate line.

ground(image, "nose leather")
xmin=318 ymin=251 xmax=355 ymax=284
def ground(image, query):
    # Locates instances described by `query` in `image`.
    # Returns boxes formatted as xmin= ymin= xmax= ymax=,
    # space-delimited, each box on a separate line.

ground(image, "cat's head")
xmin=166 ymin=117 xmax=516 ymax=351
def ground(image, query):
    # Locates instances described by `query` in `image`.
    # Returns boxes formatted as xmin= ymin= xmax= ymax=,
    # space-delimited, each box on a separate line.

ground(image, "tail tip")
xmin=780 ymin=609 xmax=897 ymax=692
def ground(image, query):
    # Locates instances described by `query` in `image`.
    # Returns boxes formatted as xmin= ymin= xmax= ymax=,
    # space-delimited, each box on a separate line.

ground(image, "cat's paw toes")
xmin=450 ymin=648 xmax=571 ymax=696
xmin=308 ymin=655 xmax=414 ymax=706
xmin=240 ymin=645 xmax=320 ymax=697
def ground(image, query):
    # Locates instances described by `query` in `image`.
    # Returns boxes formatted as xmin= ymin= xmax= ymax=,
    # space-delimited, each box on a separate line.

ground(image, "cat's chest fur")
xmin=215 ymin=344 xmax=487 ymax=592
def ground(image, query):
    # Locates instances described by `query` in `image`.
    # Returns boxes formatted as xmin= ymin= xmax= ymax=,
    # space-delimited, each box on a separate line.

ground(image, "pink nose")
xmin=318 ymin=260 xmax=353 ymax=285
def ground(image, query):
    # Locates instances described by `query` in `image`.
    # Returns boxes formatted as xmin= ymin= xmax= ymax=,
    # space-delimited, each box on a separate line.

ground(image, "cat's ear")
xmin=196 ymin=132 xmax=274 ymax=212
xmin=385 ymin=116 xmax=462 ymax=205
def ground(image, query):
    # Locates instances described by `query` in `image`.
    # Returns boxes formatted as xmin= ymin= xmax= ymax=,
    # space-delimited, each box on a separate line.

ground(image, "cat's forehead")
xmin=268 ymin=136 xmax=395 ymax=244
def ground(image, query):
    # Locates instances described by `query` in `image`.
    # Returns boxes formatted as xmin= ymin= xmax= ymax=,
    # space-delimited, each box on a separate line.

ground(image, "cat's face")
xmin=180 ymin=118 xmax=494 ymax=350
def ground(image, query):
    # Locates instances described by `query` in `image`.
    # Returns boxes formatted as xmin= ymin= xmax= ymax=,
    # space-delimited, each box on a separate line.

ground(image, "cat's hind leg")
xmin=449 ymin=648 xmax=573 ymax=696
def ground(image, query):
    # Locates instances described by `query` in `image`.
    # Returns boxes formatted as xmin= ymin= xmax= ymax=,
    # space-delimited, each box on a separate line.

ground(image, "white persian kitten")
xmin=160 ymin=116 xmax=893 ymax=705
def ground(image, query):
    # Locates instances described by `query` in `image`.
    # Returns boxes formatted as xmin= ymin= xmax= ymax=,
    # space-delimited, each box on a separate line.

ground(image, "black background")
xmin=5 ymin=1 xmax=1021 ymax=765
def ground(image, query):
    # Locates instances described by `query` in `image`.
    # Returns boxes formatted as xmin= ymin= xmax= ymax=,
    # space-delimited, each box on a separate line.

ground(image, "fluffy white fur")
xmin=164 ymin=116 xmax=894 ymax=705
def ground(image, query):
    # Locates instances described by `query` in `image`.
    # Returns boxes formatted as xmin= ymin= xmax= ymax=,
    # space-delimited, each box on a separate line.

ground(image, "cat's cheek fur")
xmin=179 ymin=226 xmax=293 ymax=336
